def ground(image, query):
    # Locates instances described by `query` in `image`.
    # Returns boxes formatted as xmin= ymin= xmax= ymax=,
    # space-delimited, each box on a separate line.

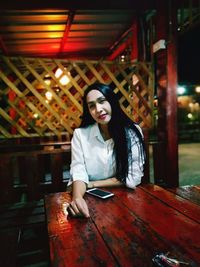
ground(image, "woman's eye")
xmin=88 ymin=104 xmax=95 ymax=109
xmin=99 ymin=99 xmax=106 ymax=104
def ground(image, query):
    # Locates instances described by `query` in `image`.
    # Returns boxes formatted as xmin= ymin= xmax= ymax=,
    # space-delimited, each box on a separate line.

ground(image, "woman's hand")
xmin=68 ymin=197 xmax=90 ymax=218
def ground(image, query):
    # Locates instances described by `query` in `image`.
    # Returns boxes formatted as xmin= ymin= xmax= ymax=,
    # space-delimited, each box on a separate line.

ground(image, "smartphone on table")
xmin=86 ymin=188 xmax=114 ymax=199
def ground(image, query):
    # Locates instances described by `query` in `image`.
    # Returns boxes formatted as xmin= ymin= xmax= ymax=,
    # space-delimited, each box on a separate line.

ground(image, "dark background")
xmin=178 ymin=24 xmax=200 ymax=84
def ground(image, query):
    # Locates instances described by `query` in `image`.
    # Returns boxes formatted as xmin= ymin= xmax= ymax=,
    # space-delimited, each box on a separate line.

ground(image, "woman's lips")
xmin=98 ymin=114 xmax=107 ymax=120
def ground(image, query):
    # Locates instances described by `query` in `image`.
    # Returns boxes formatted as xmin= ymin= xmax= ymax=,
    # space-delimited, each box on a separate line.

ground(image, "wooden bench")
xmin=0 ymin=198 xmax=49 ymax=266
xmin=0 ymin=228 xmax=21 ymax=267
xmin=0 ymin=140 xmax=71 ymax=266
xmin=0 ymin=142 xmax=71 ymax=204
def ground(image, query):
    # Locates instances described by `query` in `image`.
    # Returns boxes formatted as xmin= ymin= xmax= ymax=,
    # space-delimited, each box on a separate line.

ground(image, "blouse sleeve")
xmin=125 ymin=126 xmax=145 ymax=189
xmin=67 ymin=129 xmax=89 ymax=187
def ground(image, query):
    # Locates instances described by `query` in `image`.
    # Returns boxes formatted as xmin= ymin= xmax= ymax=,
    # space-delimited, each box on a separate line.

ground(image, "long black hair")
xmin=80 ymin=82 xmax=145 ymax=183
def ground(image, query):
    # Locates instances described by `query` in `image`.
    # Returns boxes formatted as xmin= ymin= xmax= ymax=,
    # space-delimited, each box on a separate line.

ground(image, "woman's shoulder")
xmin=73 ymin=124 xmax=97 ymax=139
xmin=125 ymin=123 xmax=143 ymax=139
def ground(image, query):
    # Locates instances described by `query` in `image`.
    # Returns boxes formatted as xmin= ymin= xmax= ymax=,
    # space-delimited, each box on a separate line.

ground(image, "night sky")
xmin=178 ymin=24 xmax=200 ymax=85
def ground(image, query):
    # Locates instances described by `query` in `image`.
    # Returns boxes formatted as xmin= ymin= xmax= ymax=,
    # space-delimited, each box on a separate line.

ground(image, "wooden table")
xmin=44 ymin=184 xmax=200 ymax=267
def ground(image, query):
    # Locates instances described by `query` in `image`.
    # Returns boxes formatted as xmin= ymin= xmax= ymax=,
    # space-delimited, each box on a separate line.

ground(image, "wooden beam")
xmin=59 ymin=11 xmax=75 ymax=55
xmin=107 ymin=38 xmax=132 ymax=61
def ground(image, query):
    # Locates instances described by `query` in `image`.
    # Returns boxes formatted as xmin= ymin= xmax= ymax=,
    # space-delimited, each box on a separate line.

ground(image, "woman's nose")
xmin=95 ymin=103 xmax=102 ymax=112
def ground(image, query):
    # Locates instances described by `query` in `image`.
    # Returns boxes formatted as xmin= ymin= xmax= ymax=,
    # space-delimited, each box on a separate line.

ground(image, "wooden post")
xmin=130 ymin=18 xmax=139 ymax=61
xmin=154 ymin=0 xmax=179 ymax=187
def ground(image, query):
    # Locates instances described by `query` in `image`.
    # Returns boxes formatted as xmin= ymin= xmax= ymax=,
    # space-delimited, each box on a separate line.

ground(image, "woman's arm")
xmin=69 ymin=177 xmax=123 ymax=217
xmin=68 ymin=180 xmax=90 ymax=218
xmin=87 ymin=177 xmax=124 ymax=189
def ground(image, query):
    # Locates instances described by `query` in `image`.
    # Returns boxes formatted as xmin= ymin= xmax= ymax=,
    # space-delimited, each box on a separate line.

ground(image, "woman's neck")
xmin=99 ymin=124 xmax=111 ymax=141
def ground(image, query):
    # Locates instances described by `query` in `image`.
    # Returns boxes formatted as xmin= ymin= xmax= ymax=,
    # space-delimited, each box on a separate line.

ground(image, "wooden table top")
xmin=44 ymin=184 xmax=200 ymax=267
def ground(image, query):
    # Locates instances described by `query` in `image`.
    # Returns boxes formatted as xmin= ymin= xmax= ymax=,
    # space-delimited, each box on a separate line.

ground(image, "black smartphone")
xmin=86 ymin=188 xmax=114 ymax=199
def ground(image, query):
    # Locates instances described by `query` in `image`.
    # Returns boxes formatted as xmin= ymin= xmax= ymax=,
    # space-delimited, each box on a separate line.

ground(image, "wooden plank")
xmin=44 ymin=193 xmax=118 ymax=267
xmin=86 ymin=189 xmax=198 ymax=266
xmin=168 ymin=185 xmax=200 ymax=206
xmin=112 ymin=187 xmax=200 ymax=264
xmin=0 ymin=147 xmax=70 ymax=157
xmin=140 ymin=184 xmax=200 ymax=223
xmin=45 ymin=189 xmax=199 ymax=266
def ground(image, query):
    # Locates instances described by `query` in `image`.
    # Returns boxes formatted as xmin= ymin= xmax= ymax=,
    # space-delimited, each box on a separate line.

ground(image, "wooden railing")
xmin=0 ymin=141 xmax=71 ymax=205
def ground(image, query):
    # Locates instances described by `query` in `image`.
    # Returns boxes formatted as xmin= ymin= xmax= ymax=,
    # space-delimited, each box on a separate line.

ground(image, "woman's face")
xmin=86 ymin=89 xmax=112 ymax=125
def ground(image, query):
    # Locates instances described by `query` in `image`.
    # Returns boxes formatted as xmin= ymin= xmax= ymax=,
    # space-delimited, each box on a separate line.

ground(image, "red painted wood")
xmin=140 ymin=184 xmax=200 ymax=223
xmin=45 ymin=187 xmax=200 ymax=266
xmin=165 ymin=3 xmax=179 ymax=186
xmin=169 ymin=186 xmax=200 ymax=206
xmin=154 ymin=1 xmax=179 ymax=186
xmin=0 ymin=143 xmax=71 ymax=204
xmin=130 ymin=19 xmax=138 ymax=61
xmin=45 ymin=193 xmax=118 ymax=267
xmin=114 ymin=187 xmax=200 ymax=264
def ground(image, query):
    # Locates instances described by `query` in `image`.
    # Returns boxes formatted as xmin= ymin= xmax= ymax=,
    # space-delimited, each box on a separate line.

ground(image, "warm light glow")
xmin=120 ymin=55 xmax=125 ymax=62
xmin=195 ymin=86 xmax=200 ymax=93
xmin=59 ymin=75 xmax=70 ymax=85
xmin=177 ymin=86 xmax=186 ymax=95
xmin=55 ymin=68 xmax=63 ymax=78
xmin=45 ymin=91 xmax=52 ymax=101
xmin=44 ymin=79 xmax=51 ymax=86
xmin=194 ymin=102 xmax=199 ymax=110
xmin=187 ymin=113 xmax=193 ymax=119
xmin=33 ymin=113 xmax=39 ymax=118
xmin=189 ymin=102 xmax=194 ymax=108
xmin=55 ymin=68 xmax=70 ymax=86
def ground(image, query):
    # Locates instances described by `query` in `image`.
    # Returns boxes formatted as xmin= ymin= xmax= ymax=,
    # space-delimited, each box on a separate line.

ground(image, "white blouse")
xmin=68 ymin=123 xmax=144 ymax=189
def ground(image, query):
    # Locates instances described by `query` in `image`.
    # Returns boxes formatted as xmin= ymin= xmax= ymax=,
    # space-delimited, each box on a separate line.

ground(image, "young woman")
xmin=67 ymin=83 xmax=145 ymax=217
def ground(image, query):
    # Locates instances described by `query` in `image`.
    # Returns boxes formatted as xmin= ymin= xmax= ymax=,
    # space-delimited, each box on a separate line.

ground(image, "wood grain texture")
xmin=45 ymin=185 xmax=200 ymax=266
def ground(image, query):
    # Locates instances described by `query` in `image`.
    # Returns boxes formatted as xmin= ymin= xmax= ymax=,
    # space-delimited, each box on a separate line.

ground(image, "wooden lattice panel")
xmin=0 ymin=56 xmax=154 ymax=138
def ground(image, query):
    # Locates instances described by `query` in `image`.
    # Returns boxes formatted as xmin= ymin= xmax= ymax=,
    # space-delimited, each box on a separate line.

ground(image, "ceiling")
xmin=0 ymin=9 xmax=137 ymax=60
xmin=0 ymin=1 xmax=199 ymax=61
